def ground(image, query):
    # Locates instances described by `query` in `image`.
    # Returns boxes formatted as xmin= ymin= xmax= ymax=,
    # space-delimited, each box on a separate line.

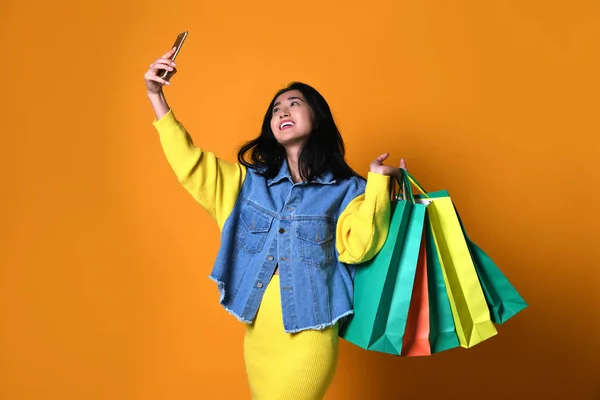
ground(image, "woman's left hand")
xmin=369 ymin=153 xmax=407 ymax=177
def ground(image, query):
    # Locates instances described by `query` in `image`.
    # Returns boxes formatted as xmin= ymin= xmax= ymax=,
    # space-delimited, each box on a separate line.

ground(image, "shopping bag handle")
xmin=391 ymin=173 xmax=412 ymax=202
xmin=392 ymin=169 xmax=430 ymax=203
xmin=402 ymin=169 xmax=429 ymax=197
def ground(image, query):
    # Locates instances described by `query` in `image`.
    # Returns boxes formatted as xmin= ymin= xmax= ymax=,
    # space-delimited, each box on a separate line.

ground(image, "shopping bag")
xmin=424 ymin=197 xmax=498 ymax=347
xmin=456 ymin=211 xmax=528 ymax=323
xmin=403 ymin=171 xmax=496 ymax=348
xmin=417 ymin=190 xmax=528 ymax=324
xmin=466 ymin=240 xmax=528 ymax=323
xmin=424 ymin=218 xmax=460 ymax=353
xmin=341 ymin=175 xmax=426 ymax=355
xmin=401 ymin=230 xmax=432 ymax=356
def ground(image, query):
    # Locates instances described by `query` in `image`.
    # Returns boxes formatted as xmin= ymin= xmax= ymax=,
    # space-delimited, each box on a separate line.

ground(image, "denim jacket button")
xmin=256 ymin=282 xmax=264 ymax=288
xmin=279 ymin=228 xmax=286 ymax=234
xmin=267 ymin=255 xmax=274 ymax=261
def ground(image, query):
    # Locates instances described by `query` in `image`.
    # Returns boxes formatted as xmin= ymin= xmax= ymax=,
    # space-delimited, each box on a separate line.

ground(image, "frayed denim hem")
xmin=207 ymin=275 xmax=355 ymax=333
xmin=283 ymin=309 xmax=355 ymax=334
xmin=208 ymin=275 xmax=253 ymax=324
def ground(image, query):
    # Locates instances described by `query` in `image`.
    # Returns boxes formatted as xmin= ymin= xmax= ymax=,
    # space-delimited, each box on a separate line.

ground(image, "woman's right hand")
xmin=144 ymin=48 xmax=178 ymax=94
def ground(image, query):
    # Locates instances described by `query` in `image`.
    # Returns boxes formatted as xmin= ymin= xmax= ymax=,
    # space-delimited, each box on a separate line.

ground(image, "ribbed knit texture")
xmin=244 ymin=275 xmax=338 ymax=400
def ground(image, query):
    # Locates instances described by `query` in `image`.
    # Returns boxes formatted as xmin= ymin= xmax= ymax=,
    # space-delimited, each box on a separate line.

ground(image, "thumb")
xmin=375 ymin=153 xmax=390 ymax=164
xmin=400 ymin=158 xmax=407 ymax=170
xmin=162 ymin=47 xmax=177 ymax=58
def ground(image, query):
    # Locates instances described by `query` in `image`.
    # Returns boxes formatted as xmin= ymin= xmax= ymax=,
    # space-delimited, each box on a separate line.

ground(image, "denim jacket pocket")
xmin=236 ymin=204 xmax=273 ymax=254
xmin=295 ymin=219 xmax=334 ymax=267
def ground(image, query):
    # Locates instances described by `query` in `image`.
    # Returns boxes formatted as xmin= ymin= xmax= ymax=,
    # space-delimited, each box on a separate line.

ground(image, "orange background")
xmin=1 ymin=0 xmax=599 ymax=399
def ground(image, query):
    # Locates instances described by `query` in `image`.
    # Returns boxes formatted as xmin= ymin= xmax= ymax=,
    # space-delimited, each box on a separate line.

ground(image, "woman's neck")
xmin=285 ymin=148 xmax=303 ymax=183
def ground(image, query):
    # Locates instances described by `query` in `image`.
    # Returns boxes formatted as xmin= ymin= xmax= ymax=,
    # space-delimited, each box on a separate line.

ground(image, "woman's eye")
xmin=291 ymin=101 xmax=299 ymax=106
xmin=273 ymin=107 xmax=279 ymax=113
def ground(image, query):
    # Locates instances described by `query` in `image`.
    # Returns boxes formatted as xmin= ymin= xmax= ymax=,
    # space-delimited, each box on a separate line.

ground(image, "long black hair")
xmin=237 ymin=82 xmax=363 ymax=182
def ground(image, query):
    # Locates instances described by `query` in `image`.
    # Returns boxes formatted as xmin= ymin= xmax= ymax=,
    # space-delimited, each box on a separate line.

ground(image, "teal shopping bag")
xmin=341 ymin=173 xmax=426 ymax=355
xmin=456 ymin=212 xmax=528 ymax=323
xmin=466 ymin=240 xmax=528 ymax=323
xmin=424 ymin=219 xmax=460 ymax=353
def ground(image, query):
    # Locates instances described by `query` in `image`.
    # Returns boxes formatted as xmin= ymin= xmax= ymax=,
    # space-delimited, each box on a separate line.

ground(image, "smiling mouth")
xmin=280 ymin=121 xmax=295 ymax=130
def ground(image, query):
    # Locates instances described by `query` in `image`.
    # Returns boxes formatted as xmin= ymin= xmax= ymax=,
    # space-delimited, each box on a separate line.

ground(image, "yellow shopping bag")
xmin=403 ymin=171 xmax=497 ymax=348
xmin=426 ymin=199 xmax=497 ymax=347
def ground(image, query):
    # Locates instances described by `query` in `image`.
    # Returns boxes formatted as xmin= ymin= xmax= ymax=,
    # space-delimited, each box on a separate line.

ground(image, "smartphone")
xmin=160 ymin=31 xmax=188 ymax=79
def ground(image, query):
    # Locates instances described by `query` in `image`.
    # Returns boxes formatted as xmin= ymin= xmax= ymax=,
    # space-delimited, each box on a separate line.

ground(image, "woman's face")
xmin=270 ymin=89 xmax=314 ymax=148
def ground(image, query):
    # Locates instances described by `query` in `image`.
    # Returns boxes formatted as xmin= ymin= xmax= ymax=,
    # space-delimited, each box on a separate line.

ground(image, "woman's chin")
xmin=275 ymin=134 xmax=310 ymax=149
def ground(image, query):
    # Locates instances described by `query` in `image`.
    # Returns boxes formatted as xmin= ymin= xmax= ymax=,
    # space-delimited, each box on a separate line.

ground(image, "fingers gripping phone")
xmin=160 ymin=31 xmax=188 ymax=80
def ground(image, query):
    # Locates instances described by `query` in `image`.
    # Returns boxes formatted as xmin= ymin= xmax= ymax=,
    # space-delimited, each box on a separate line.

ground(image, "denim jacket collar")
xmin=266 ymin=159 xmax=336 ymax=186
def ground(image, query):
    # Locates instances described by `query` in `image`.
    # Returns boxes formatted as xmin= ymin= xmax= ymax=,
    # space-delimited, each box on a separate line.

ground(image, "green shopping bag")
xmin=424 ymin=219 xmax=460 ymax=353
xmin=456 ymin=213 xmax=528 ymax=323
xmin=466 ymin=240 xmax=527 ymax=323
xmin=341 ymin=174 xmax=426 ymax=355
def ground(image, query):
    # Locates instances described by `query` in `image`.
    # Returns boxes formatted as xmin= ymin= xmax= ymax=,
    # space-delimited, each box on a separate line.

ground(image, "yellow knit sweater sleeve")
xmin=152 ymin=109 xmax=247 ymax=231
xmin=336 ymin=173 xmax=391 ymax=264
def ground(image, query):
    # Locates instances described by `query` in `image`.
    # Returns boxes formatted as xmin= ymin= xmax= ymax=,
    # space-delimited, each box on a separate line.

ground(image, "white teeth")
xmin=280 ymin=121 xmax=294 ymax=129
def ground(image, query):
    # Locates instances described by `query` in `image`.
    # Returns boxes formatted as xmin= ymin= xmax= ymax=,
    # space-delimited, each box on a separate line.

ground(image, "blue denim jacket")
xmin=209 ymin=161 xmax=368 ymax=333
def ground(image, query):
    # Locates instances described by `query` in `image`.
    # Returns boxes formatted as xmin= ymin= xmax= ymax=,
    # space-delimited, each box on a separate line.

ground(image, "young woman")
xmin=145 ymin=47 xmax=406 ymax=399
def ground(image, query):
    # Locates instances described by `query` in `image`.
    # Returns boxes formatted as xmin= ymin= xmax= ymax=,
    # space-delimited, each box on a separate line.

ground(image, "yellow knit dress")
xmin=243 ymin=274 xmax=339 ymax=400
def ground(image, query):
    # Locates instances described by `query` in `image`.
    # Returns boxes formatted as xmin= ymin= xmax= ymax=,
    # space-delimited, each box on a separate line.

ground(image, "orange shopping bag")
xmin=401 ymin=231 xmax=431 ymax=356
